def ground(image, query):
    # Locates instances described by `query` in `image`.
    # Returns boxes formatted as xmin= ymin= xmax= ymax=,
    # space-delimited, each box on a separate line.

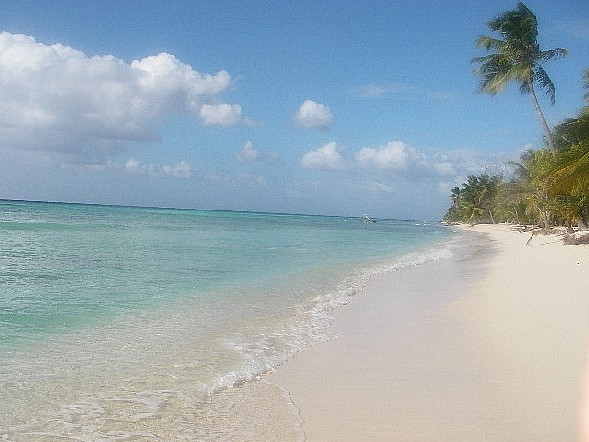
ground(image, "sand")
xmin=267 ymin=224 xmax=589 ymax=441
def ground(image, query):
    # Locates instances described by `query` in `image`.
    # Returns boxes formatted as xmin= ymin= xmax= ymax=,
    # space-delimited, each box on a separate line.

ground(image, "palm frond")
xmin=519 ymin=80 xmax=531 ymax=95
xmin=481 ymin=71 xmax=512 ymax=95
xmin=538 ymin=48 xmax=568 ymax=62
xmin=488 ymin=2 xmax=538 ymax=44
xmin=549 ymin=149 xmax=589 ymax=194
xmin=475 ymin=35 xmax=506 ymax=52
xmin=475 ymin=53 xmax=530 ymax=95
xmin=507 ymin=160 xmax=530 ymax=181
xmin=533 ymin=66 xmax=556 ymax=104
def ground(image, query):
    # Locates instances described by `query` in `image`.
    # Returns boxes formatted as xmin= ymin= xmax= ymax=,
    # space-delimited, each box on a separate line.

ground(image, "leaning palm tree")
xmin=473 ymin=2 xmax=568 ymax=154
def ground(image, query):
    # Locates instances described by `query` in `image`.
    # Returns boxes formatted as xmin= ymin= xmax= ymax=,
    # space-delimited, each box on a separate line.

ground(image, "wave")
xmin=205 ymin=236 xmax=460 ymax=394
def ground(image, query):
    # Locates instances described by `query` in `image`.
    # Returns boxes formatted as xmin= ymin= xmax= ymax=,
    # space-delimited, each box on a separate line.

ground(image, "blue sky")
xmin=0 ymin=1 xmax=587 ymax=219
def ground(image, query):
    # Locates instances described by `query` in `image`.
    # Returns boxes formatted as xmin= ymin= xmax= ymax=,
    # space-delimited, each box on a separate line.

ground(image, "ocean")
xmin=0 ymin=199 xmax=457 ymax=441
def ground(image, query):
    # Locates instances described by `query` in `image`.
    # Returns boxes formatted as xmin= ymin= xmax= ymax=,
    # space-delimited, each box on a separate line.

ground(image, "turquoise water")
xmin=0 ymin=200 xmax=457 ymax=440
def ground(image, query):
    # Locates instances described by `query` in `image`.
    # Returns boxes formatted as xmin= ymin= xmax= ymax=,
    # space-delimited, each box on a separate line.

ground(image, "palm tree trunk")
xmin=528 ymin=80 xmax=557 ymax=155
xmin=488 ymin=208 xmax=495 ymax=224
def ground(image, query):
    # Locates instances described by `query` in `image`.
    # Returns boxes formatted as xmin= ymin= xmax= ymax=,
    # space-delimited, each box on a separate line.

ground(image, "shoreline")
xmin=265 ymin=224 xmax=589 ymax=441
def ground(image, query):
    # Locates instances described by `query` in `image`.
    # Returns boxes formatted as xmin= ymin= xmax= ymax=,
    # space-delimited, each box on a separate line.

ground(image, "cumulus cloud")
xmin=433 ymin=161 xmax=455 ymax=176
xmin=0 ymin=32 xmax=245 ymax=164
xmin=355 ymin=141 xmax=424 ymax=171
xmin=236 ymin=140 xmax=261 ymax=163
xmin=199 ymin=104 xmax=242 ymax=127
xmin=294 ymin=99 xmax=334 ymax=130
xmin=301 ymin=141 xmax=347 ymax=171
xmin=297 ymin=139 xmax=503 ymax=195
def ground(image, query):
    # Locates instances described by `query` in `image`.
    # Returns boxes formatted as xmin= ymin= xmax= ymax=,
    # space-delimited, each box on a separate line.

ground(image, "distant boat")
xmin=363 ymin=214 xmax=376 ymax=223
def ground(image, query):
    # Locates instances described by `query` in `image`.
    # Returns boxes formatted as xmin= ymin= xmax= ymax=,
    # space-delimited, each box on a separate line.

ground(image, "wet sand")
xmin=267 ymin=224 xmax=589 ymax=441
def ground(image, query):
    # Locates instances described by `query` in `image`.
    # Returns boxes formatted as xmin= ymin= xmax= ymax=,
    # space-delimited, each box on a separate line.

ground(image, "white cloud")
xmin=131 ymin=53 xmax=230 ymax=98
xmin=368 ymin=181 xmax=395 ymax=193
xmin=354 ymin=82 xmax=416 ymax=98
xmin=355 ymin=83 xmax=392 ymax=98
xmin=199 ymin=103 xmax=243 ymax=127
xmin=301 ymin=141 xmax=347 ymax=171
xmin=236 ymin=140 xmax=261 ymax=163
xmin=433 ymin=161 xmax=455 ymax=176
xmin=0 ymin=32 xmax=244 ymax=165
xmin=125 ymin=159 xmax=193 ymax=178
xmin=355 ymin=141 xmax=424 ymax=171
xmin=294 ymin=99 xmax=334 ymax=130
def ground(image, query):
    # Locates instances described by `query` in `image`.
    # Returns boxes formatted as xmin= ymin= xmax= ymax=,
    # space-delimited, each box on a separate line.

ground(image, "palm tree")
xmin=456 ymin=174 xmax=501 ymax=223
xmin=550 ymin=115 xmax=589 ymax=195
xmin=476 ymin=174 xmax=502 ymax=223
xmin=450 ymin=186 xmax=461 ymax=209
xmin=472 ymin=2 xmax=568 ymax=154
xmin=547 ymin=69 xmax=589 ymax=218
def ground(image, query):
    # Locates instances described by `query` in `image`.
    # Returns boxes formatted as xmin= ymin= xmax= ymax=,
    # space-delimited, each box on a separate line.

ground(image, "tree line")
xmin=444 ymin=3 xmax=588 ymax=229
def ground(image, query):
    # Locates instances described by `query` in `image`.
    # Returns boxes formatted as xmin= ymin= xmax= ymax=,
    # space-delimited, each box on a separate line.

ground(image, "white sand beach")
xmin=267 ymin=224 xmax=589 ymax=441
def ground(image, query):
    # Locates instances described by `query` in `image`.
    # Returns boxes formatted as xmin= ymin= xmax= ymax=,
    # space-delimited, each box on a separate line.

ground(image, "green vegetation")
xmin=472 ymin=2 xmax=567 ymax=153
xmin=444 ymin=68 xmax=589 ymax=227
xmin=445 ymin=3 xmax=588 ymax=229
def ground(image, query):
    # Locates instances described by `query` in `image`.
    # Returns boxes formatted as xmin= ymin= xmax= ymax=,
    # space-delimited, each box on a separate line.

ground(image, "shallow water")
xmin=0 ymin=200 xmax=457 ymax=440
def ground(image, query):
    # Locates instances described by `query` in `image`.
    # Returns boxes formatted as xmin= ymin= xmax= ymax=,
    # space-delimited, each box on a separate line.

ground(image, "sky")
xmin=0 ymin=1 xmax=588 ymax=220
